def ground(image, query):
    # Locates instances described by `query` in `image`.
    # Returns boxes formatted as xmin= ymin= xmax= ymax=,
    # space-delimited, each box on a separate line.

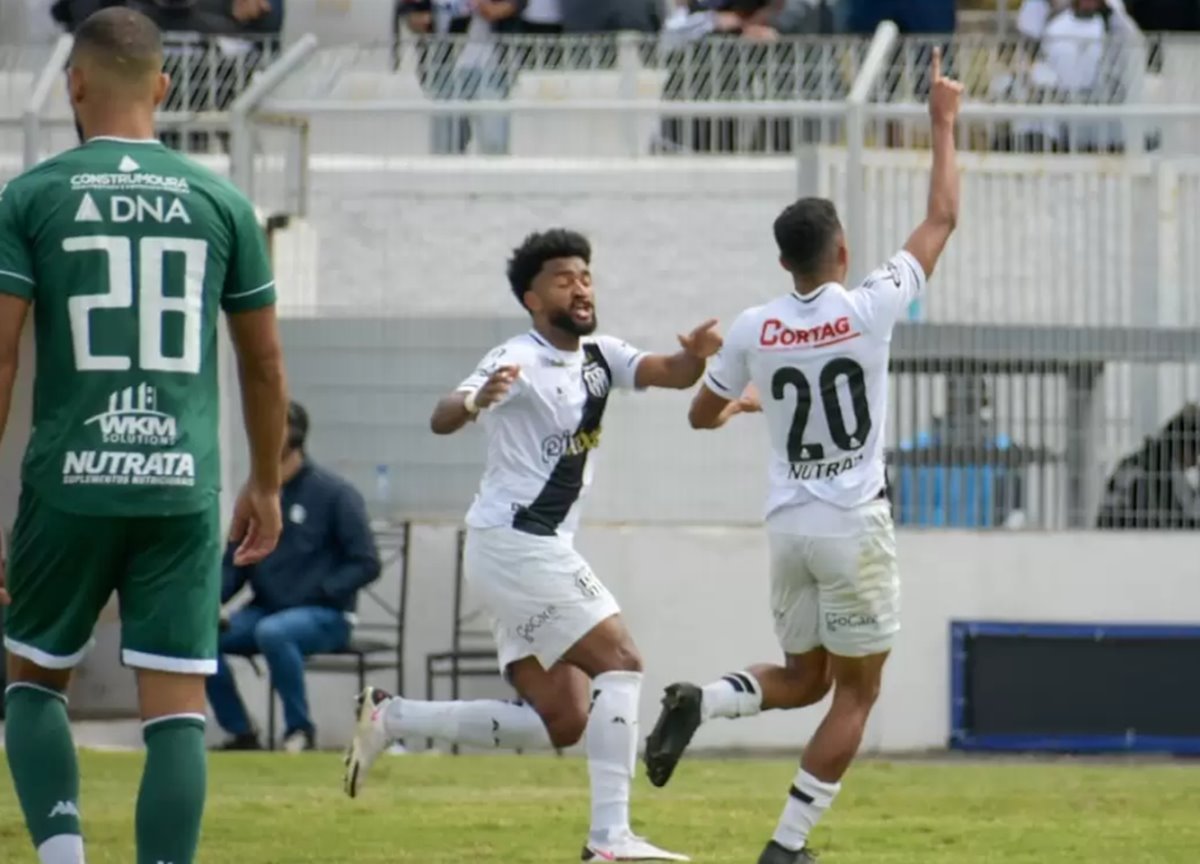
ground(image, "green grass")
xmin=1 ymin=750 xmax=1197 ymax=863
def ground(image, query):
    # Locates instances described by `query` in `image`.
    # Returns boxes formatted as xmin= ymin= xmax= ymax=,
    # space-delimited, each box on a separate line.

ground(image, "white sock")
xmin=586 ymin=670 xmax=642 ymax=842
xmin=382 ymin=697 xmax=553 ymax=750
xmin=772 ymin=768 xmax=841 ymax=852
xmin=701 ymin=671 xmax=763 ymax=720
xmin=37 ymin=834 xmax=85 ymax=864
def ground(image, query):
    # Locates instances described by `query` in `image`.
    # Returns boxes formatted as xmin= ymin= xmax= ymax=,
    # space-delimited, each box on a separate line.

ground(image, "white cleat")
xmin=343 ymin=686 xmax=393 ymax=798
xmin=581 ymin=830 xmax=691 ymax=861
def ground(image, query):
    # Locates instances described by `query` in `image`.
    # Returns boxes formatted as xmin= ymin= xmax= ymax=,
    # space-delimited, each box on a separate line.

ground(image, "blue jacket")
xmin=221 ymin=461 xmax=381 ymax=613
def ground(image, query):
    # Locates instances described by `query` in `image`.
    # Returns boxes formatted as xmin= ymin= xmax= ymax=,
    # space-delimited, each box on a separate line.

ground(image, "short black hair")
xmin=506 ymin=229 xmax=591 ymax=307
xmin=773 ymin=198 xmax=843 ymax=279
xmin=71 ymin=7 xmax=163 ymax=80
xmin=287 ymin=401 xmax=310 ymax=451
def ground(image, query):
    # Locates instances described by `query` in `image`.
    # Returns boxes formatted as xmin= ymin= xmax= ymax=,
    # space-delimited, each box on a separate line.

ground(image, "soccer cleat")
xmin=581 ymin=829 xmax=691 ymax=861
xmin=757 ymin=840 xmax=818 ymax=863
xmin=643 ymin=682 xmax=703 ymax=788
xmin=343 ymin=686 xmax=393 ymax=798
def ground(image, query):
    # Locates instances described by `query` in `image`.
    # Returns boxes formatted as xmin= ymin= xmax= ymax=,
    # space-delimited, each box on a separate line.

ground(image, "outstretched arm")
xmin=634 ymin=319 xmax=723 ymax=390
xmin=903 ymin=47 xmax=964 ymax=281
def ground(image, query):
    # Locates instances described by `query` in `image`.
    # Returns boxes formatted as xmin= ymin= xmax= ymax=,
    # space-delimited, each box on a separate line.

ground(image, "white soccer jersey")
xmin=705 ymin=250 xmax=926 ymax=527
xmin=458 ymin=330 xmax=647 ymax=538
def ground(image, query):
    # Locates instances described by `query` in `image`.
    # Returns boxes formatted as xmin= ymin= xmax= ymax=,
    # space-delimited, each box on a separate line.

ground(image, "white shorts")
xmin=766 ymin=500 xmax=900 ymax=658
xmin=463 ymin=526 xmax=621 ymax=673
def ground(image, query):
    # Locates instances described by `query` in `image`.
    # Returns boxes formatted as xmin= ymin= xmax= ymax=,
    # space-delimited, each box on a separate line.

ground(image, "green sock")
xmin=137 ymin=715 xmax=208 ymax=864
xmin=3 ymin=684 xmax=83 ymax=851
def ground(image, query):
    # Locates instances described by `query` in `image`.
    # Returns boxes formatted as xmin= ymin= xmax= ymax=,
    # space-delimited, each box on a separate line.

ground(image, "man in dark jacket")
xmin=1097 ymin=403 xmax=1200 ymax=530
xmin=206 ymin=402 xmax=381 ymax=751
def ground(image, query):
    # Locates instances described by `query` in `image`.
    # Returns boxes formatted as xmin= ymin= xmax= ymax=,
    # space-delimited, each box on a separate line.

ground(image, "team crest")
xmin=581 ymin=361 xmax=610 ymax=399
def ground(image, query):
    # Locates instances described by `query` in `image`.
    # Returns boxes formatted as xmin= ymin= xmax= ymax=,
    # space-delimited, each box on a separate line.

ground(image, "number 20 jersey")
xmin=704 ymin=250 xmax=926 ymax=523
xmin=0 ymin=138 xmax=276 ymax=517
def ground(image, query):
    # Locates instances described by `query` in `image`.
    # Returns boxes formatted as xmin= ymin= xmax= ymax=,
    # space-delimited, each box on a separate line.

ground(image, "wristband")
xmin=464 ymin=390 xmax=480 ymax=415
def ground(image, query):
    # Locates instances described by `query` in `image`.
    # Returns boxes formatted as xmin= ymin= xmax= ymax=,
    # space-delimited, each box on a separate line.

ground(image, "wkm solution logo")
xmin=85 ymin=384 xmax=178 ymax=446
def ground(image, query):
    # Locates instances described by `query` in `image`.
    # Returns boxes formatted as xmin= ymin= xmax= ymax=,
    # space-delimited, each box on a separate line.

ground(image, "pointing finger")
xmin=694 ymin=318 xmax=719 ymax=333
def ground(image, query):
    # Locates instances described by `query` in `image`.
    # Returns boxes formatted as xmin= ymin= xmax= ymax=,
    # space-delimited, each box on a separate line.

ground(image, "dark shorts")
xmin=3 ymin=486 xmax=220 ymax=675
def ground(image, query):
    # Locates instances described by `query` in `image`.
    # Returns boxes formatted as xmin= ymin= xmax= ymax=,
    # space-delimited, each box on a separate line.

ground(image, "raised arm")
xmin=903 ymin=48 xmax=964 ymax=281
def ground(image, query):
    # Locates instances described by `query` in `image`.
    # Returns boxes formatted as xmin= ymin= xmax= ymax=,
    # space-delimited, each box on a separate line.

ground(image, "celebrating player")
xmin=0 ymin=9 xmax=288 ymax=864
xmin=643 ymin=49 xmax=963 ymax=864
xmin=344 ymin=229 xmax=722 ymax=861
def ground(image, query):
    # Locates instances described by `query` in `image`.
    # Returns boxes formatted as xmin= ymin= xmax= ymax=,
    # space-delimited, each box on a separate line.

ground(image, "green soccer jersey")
xmin=0 ymin=137 xmax=276 ymax=517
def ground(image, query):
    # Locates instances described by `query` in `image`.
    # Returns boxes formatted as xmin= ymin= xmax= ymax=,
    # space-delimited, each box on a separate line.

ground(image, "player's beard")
xmin=549 ymin=309 xmax=598 ymax=337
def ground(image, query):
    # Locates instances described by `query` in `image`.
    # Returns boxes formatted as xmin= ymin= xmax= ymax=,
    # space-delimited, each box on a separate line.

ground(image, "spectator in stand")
xmin=1097 ymin=403 xmax=1200 ymax=530
xmin=521 ymin=0 xmax=562 ymax=35
xmin=1008 ymin=0 xmax=1140 ymax=152
xmin=404 ymin=0 xmax=526 ymax=155
xmin=841 ymin=0 xmax=955 ymax=35
xmin=773 ymin=0 xmax=836 ymax=35
xmin=559 ymin=0 xmax=664 ymax=33
xmin=659 ymin=1 xmax=784 ymax=154
xmin=50 ymin=0 xmax=285 ymax=151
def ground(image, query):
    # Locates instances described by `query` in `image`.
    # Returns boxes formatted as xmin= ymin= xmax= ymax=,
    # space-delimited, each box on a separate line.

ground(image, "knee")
xmin=606 ymin=642 xmax=643 ymax=674
xmin=252 ymin=618 xmax=290 ymax=653
xmin=538 ymin=701 xmax=589 ymax=749
xmin=833 ymin=676 xmax=882 ymax=714
xmin=779 ymin=663 xmax=833 ymax=709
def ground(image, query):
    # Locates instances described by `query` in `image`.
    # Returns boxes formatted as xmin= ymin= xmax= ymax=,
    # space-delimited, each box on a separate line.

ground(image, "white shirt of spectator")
xmin=703 ymin=251 xmax=926 ymax=535
xmin=457 ymin=331 xmax=647 ymax=538
xmin=523 ymin=0 xmax=563 ymax=25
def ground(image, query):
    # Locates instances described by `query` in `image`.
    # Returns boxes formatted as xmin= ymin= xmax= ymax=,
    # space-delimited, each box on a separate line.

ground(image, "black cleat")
xmin=216 ymin=732 xmax=262 ymax=751
xmin=643 ymin=682 xmax=703 ymax=788
xmin=757 ymin=840 xmax=818 ymax=863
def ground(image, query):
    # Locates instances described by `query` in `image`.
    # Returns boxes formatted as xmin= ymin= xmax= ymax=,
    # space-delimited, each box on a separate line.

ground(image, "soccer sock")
xmin=586 ymin=670 xmax=642 ymax=842
xmin=772 ymin=768 xmax=841 ymax=852
xmin=701 ymin=671 xmax=763 ymax=720
xmin=383 ymin=697 xmax=553 ymax=750
xmin=3 ymin=684 xmax=85 ymax=863
xmin=136 ymin=715 xmax=208 ymax=864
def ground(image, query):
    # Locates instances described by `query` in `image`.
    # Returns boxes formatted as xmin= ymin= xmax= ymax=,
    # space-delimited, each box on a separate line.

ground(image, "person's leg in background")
xmin=204 ymin=605 xmax=267 ymax=749
xmin=252 ymin=605 xmax=351 ymax=751
xmin=3 ymin=489 xmax=119 ymax=864
xmin=120 ymin=503 xmax=224 ymax=864
xmin=475 ymin=61 xmax=512 ymax=156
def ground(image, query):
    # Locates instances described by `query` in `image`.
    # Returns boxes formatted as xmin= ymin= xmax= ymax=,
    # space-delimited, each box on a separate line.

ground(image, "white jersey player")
xmin=643 ymin=50 xmax=965 ymax=864
xmin=343 ymin=229 xmax=725 ymax=862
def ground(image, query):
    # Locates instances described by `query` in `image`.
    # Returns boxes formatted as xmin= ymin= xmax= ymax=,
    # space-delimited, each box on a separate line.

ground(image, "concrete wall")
xmin=212 ymin=524 xmax=1200 ymax=753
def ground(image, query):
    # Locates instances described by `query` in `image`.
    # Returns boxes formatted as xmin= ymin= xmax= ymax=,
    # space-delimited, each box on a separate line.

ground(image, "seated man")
xmin=206 ymin=402 xmax=382 ymax=751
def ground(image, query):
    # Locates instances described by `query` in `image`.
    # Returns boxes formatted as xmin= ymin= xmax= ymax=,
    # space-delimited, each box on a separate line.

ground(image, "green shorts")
xmin=3 ymin=486 xmax=221 ymax=675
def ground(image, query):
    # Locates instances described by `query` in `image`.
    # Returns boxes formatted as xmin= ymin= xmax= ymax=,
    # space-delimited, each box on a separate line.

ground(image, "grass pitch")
xmin=0 ymin=750 xmax=1196 ymax=863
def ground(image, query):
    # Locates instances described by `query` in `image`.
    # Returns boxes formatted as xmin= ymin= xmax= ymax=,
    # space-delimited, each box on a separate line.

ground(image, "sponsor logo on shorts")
xmin=825 ymin=612 xmax=878 ymax=633
xmin=574 ymin=567 xmax=604 ymax=599
xmin=516 ymin=605 xmax=560 ymax=644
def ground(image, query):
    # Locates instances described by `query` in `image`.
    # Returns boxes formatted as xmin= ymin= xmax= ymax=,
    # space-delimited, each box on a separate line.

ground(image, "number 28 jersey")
xmin=0 ymin=138 xmax=276 ymax=517
xmin=704 ymin=250 xmax=926 ymax=526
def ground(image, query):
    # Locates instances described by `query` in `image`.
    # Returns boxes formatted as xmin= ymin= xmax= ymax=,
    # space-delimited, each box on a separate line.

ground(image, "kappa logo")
xmin=48 ymin=800 xmax=80 ymax=819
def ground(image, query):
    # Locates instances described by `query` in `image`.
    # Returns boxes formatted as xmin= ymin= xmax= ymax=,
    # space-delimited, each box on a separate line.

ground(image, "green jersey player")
xmin=0 ymin=9 xmax=288 ymax=864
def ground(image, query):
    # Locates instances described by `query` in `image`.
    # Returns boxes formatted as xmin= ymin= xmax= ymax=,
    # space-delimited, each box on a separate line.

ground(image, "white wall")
xmin=211 ymin=523 xmax=1200 ymax=753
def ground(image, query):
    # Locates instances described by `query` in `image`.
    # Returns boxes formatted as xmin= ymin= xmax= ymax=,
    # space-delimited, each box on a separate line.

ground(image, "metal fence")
xmin=2 ymin=28 xmax=1199 ymax=533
